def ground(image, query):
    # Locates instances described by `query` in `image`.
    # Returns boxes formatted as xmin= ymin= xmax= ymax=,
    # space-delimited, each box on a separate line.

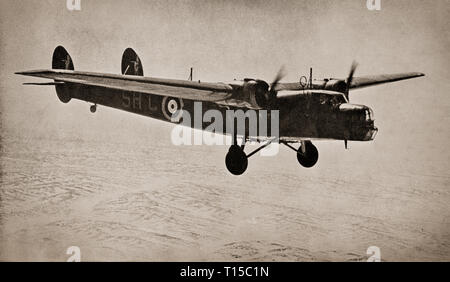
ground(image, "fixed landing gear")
xmin=225 ymin=145 xmax=248 ymax=175
xmin=224 ymin=138 xmax=319 ymax=175
xmin=225 ymin=136 xmax=278 ymax=175
xmin=90 ymin=104 xmax=97 ymax=113
xmin=282 ymin=140 xmax=319 ymax=168
xmin=296 ymin=141 xmax=319 ymax=168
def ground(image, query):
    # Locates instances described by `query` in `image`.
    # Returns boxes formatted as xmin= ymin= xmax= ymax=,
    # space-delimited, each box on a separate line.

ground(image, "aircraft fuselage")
xmin=58 ymin=83 xmax=378 ymax=142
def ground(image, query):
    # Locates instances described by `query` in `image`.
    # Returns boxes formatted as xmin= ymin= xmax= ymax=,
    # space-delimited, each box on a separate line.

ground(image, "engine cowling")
xmin=323 ymin=79 xmax=347 ymax=93
xmin=241 ymin=79 xmax=275 ymax=108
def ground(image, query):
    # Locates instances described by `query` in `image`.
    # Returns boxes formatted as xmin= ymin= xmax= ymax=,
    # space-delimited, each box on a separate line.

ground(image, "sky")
xmin=0 ymin=0 xmax=449 ymax=173
xmin=0 ymin=0 xmax=449 ymax=262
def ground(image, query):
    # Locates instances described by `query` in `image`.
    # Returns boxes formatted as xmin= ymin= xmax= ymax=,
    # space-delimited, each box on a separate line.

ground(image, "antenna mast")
xmin=188 ymin=67 xmax=193 ymax=81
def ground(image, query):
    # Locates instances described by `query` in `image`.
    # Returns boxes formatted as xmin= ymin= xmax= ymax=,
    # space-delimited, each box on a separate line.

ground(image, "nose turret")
xmin=338 ymin=103 xmax=378 ymax=141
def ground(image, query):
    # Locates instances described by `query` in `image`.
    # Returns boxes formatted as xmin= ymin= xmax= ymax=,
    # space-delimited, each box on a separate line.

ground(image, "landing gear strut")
xmin=225 ymin=138 xmax=319 ymax=175
xmin=282 ymin=141 xmax=319 ymax=168
xmin=225 ymin=135 xmax=278 ymax=175
xmin=90 ymin=104 xmax=97 ymax=113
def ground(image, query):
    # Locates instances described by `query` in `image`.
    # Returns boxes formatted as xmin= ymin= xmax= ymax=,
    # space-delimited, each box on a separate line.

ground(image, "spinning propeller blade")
xmin=345 ymin=61 xmax=358 ymax=99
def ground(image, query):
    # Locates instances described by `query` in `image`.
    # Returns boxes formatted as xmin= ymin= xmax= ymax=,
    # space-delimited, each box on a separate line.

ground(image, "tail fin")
xmin=52 ymin=46 xmax=74 ymax=70
xmin=121 ymin=48 xmax=143 ymax=76
xmin=52 ymin=46 xmax=73 ymax=103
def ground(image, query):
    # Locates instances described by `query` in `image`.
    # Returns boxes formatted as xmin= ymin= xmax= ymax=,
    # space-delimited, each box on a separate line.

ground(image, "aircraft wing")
xmin=15 ymin=69 xmax=234 ymax=103
xmin=273 ymin=72 xmax=425 ymax=91
xmin=348 ymin=72 xmax=425 ymax=89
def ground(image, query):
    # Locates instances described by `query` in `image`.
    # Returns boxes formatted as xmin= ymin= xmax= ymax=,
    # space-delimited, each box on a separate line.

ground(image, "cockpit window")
xmin=365 ymin=109 xmax=372 ymax=121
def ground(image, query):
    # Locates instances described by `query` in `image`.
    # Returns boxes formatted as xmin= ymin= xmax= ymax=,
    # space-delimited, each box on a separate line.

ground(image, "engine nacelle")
xmin=241 ymin=79 xmax=275 ymax=108
xmin=323 ymin=79 xmax=347 ymax=93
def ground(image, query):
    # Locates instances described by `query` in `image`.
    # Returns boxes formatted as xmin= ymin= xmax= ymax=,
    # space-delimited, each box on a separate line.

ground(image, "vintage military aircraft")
xmin=16 ymin=46 xmax=424 ymax=175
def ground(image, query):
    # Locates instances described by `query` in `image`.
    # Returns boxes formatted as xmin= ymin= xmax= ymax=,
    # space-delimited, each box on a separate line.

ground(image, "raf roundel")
xmin=162 ymin=96 xmax=184 ymax=122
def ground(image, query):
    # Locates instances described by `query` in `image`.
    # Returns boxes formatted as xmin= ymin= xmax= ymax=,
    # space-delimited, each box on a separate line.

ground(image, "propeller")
xmin=267 ymin=66 xmax=286 ymax=101
xmin=343 ymin=61 xmax=358 ymax=149
xmin=344 ymin=61 xmax=358 ymax=100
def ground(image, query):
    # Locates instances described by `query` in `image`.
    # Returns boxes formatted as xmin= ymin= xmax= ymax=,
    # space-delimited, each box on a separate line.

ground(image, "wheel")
xmin=90 ymin=105 xmax=97 ymax=113
xmin=225 ymin=145 xmax=248 ymax=175
xmin=297 ymin=141 xmax=319 ymax=168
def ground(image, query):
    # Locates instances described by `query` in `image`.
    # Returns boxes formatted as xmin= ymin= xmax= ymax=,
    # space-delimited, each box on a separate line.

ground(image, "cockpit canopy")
xmin=365 ymin=107 xmax=374 ymax=121
xmin=339 ymin=103 xmax=374 ymax=121
xmin=317 ymin=90 xmax=348 ymax=105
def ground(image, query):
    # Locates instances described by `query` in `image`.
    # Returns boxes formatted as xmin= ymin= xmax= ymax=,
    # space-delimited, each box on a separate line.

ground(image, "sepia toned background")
xmin=0 ymin=0 xmax=449 ymax=261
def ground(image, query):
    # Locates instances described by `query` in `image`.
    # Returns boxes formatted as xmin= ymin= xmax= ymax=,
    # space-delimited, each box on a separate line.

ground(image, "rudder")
xmin=121 ymin=48 xmax=144 ymax=76
xmin=52 ymin=46 xmax=74 ymax=103
xmin=52 ymin=46 xmax=74 ymax=70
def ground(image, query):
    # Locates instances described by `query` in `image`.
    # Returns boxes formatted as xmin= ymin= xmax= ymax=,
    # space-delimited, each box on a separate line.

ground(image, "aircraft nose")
xmin=365 ymin=126 xmax=378 ymax=141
